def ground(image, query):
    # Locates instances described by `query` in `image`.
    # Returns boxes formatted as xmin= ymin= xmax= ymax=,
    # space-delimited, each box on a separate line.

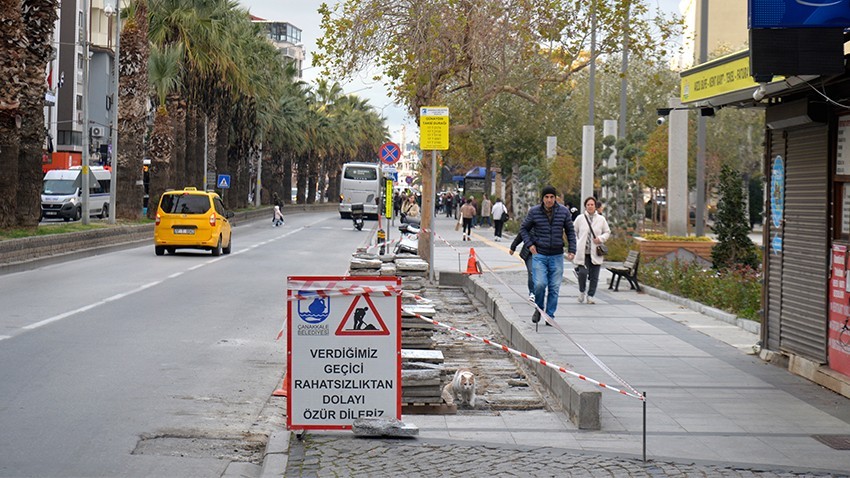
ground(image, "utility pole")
xmin=104 ymin=0 xmax=120 ymax=224
xmin=81 ymin=0 xmax=91 ymax=225
xmin=581 ymin=0 xmax=597 ymax=201
xmin=695 ymin=0 xmax=708 ymax=236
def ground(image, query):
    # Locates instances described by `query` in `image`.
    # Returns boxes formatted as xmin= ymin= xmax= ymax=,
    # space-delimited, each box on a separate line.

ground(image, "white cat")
xmin=450 ymin=369 xmax=476 ymax=408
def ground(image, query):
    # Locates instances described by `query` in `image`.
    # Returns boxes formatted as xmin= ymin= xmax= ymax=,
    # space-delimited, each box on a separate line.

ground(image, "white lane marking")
xmin=23 ymin=281 xmax=161 ymax=330
xmin=17 ymin=224 xmax=313 ymax=333
xmin=0 ymin=335 xmax=11 ymax=341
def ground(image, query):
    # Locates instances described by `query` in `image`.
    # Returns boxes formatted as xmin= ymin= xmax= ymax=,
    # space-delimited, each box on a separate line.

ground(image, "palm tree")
xmin=116 ymin=0 xmax=150 ymax=219
xmin=17 ymin=0 xmax=59 ymax=226
xmin=146 ymin=43 xmax=183 ymax=218
xmin=0 ymin=0 xmax=25 ymax=228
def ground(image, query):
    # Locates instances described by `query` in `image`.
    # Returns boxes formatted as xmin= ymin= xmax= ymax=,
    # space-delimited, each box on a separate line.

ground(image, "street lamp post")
xmin=81 ymin=0 xmax=91 ymax=225
xmin=104 ymin=0 xmax=120 ymax=224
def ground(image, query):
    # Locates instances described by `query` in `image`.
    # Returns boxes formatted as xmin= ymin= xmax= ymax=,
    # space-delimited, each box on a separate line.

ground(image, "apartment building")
xmin=250 ymin=15 xmax=305 ymax=78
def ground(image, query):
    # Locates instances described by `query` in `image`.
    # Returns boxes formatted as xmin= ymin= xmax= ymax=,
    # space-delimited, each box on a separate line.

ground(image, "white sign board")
xmin=286 ymin=276 xmax=401 ymax=430
xmin=838 ymin=118 xmax=850 ymax=176
xmin=546 ymin=136 xmax=557 ymax=159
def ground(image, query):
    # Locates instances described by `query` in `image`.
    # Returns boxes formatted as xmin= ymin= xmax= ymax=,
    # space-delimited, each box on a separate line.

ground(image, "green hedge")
xmin=641 ymin=259 xmax=761 ymax=321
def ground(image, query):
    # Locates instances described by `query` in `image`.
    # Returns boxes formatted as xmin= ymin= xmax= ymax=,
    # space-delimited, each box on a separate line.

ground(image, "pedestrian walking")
xmin=460 ymin=198 xmax=476 ymax=241
xmin=272 ymin=205 xmax=285 ymax=227
xmin=574 ymin=197 xmax=610 ymax=304
xmin=491 ymin=198 xmax=508 ymax=241
xmin=509 ymin=234 xmax=534 ymax=301
xmin=481 ymin=196 xmax=492 ymax=228
xmin=520 ymin=185 xmax=576 ymax=325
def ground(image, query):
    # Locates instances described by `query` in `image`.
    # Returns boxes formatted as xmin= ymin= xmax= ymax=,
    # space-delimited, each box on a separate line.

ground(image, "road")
xmin=0 ymin=211 xmax=366 ymax=477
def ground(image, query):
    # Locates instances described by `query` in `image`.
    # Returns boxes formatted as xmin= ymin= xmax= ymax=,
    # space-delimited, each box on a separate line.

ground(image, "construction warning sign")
xmin=286 ymin=276 xmax=401 ymax=430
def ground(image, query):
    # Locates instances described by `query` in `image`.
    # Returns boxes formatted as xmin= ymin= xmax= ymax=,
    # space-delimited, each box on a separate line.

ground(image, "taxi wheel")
xmin=223 ymin=235 xmax=232 ymax=255
xmin=211 ymin=236 xmax=222 ymax=256
xmin=155 ymin=246 xmax=165 ymax=256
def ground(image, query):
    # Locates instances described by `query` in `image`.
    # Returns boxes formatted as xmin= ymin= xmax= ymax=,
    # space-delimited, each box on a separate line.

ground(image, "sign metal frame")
xmin=286 ymin=276 xmax=401 ymax=430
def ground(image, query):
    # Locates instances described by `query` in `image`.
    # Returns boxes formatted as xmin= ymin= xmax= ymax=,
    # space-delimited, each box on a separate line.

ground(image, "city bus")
xmin=338 ymin=162 xmax=382 ymax=219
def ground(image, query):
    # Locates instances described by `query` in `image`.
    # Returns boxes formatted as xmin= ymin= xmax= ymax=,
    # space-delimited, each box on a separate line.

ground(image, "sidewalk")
xmin=421 ymin=214 xmax=850 ymax=474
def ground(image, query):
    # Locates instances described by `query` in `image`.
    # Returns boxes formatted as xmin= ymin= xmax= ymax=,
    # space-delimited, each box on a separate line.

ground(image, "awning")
xmin=679 ymin=49 xmax=817 ymax=108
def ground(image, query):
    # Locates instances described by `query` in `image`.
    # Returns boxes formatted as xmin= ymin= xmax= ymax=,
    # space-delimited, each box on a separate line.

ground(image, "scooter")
xmin=395 ymin=219 xmax=420 ymax=255
xmin=351 ymin=203 xmax=364 ymax=231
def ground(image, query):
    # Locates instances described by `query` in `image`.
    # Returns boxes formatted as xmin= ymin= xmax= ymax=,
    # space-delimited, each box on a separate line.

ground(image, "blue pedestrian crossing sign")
xmin=217 ymin=174 xmax=231 ymax=189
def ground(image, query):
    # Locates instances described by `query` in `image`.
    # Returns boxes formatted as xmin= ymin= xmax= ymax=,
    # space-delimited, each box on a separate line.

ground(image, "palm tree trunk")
xmin=117 ymin=0 xmax=149 ymax=219
xmin=17 ymin=0 xmax=58 ymax=227
xmin=167 ymin=94 xmax=186 ymax=188
xmin=147 ymin=106 xmax=172 ymax=219
xmin=214 ymin=109 xmax=229 ymax=197
xmin=306 ymin=157 xmax=317 ymax=205
xmin=283 ymin=152 xmax=293 ymax=204
xmin=296 ymin=156 xmax=308 ymax=204
xmin=0 ymin=0 xmax=24 ymax=228
xmin=205 ymin=110 xmax=218 ymax=190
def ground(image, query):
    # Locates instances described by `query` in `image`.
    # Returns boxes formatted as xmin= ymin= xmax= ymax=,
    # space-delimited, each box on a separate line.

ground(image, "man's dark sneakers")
xmin=532 ymin=310 xmax=540 ymax=324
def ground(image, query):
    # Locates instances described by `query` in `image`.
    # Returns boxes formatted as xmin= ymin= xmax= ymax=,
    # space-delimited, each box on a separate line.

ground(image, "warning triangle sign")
xmin=335 ymin=295 xmax=390 ymax=336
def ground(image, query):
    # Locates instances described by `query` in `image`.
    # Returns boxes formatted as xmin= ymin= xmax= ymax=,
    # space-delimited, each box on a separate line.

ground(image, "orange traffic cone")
xmin=464 ymin=248 xmax=482 ymax=275
xmin=272 ymin=372 xmax=289 ymax=397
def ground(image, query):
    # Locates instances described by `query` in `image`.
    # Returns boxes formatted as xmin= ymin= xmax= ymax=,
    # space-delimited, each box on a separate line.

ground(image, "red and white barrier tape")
xmin=473 ymin=253 xmax=644 ymax=400
xmin=275 ymin=284 xmax=432 ymax=339
xmin=405 ymin=308 xmax=644 ymax=401
xmin=420 ymin=228 xmax=643 ymax=400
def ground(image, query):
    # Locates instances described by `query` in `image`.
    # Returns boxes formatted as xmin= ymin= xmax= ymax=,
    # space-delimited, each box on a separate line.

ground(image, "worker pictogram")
xmin=336 ymin=295 xmax=390 ymax=336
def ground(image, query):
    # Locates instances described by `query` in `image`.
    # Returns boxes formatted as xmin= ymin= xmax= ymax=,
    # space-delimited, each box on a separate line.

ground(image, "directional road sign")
xmin=379 ymin=142 xmax=401 ymax=165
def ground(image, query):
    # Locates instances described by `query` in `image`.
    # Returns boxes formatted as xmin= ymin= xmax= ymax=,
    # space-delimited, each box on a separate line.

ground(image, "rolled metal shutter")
xmin=765 ymin=130 xmax=785 ymax=352
xmin=779 ymin=124 xmax=829 ymax=362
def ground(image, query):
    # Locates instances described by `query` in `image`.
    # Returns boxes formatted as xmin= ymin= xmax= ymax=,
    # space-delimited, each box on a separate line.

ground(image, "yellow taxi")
xmin=154 ymin=188 xmax=233 ymax=256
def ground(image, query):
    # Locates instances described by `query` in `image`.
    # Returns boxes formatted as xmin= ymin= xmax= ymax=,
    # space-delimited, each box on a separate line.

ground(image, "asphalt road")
xmin=0 ymin=210 xmax=368 ymax=477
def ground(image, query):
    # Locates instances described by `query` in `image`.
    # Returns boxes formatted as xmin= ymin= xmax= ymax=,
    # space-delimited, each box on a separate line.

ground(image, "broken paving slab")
xmin=351 ymin=418 xmax=419 ymax=437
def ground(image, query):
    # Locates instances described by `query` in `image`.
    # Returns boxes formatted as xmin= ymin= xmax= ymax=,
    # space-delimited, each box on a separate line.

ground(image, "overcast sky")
xmin=239 ymin=0 xmax=683 ymax=145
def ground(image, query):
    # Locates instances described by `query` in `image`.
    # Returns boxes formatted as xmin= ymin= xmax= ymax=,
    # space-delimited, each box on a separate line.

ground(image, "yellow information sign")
xmin=385 ymin=179 xmax=393 ymax=217
xmin=680 ymin=51 xmax=784 ymax=104
xmin=419 ymin=107 xmax=449 ymax=150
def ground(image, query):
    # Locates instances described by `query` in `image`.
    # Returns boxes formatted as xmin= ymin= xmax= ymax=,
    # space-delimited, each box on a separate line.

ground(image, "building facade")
xmin=250 ymin=16 xmax=305 ymax=78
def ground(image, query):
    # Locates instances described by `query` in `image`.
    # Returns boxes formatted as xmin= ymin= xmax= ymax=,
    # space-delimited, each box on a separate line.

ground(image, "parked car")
xmin=153 ymin=187 xmax=233 ymax=256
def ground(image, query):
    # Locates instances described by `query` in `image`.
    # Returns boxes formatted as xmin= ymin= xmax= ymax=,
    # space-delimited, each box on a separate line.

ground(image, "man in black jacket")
xmin=520 ymin=185 xmax=576 ymax=325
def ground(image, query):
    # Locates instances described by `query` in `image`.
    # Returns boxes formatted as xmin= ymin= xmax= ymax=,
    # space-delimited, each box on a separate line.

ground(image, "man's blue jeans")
xmin=532 ymin=253 xmax=564 ymax=319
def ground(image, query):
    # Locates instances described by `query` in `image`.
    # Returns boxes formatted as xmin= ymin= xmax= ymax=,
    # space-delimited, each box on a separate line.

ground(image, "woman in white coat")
xmin=573 ymin=197 xmax=611 ymax=304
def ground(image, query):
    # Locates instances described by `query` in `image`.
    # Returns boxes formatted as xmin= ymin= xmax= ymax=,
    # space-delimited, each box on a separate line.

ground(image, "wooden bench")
xmin=606 ymin=250 xmax=641 ymax=292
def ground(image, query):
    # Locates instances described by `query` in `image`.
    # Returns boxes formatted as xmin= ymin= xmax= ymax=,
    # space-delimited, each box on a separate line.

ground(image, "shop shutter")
xmin=765 ymin=130 xmax=785 ymax=352
xmin=779 ymin=124 xmax=829 ymax=362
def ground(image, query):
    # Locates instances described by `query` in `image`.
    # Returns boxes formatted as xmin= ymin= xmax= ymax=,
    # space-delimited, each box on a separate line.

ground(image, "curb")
xmin=640 ymin=284 xmax=761 ymax=336
xmin=259 ymin=430 xmax=291 ymax=478
xmin=0 ymin=204 xmax=338 ymax=275
xmin=439 ymin=271 xmax=602 ymax=430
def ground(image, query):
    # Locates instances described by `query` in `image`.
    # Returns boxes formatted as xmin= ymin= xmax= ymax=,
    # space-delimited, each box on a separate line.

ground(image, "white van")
xmin=41 ymin=167 xmax=112 ymax=221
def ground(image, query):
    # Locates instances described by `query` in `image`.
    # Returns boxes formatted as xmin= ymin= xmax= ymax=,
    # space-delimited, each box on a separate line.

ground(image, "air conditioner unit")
xmin=91 ymin=126 xmax=103 ymax=138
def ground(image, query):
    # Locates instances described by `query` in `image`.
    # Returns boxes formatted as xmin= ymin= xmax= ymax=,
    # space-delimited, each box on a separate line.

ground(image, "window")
xmin=344 ymin=166 xmax=378 ymax=181
xmin=76 ymin=94 xmax=83 ymax=110
xmin=159 ymin=194 xmax=212 ymax=214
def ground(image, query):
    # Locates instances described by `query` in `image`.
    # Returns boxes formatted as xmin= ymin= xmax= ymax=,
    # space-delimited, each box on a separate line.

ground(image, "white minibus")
xmin=41 ymin=166 xmax=112 ymax=221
